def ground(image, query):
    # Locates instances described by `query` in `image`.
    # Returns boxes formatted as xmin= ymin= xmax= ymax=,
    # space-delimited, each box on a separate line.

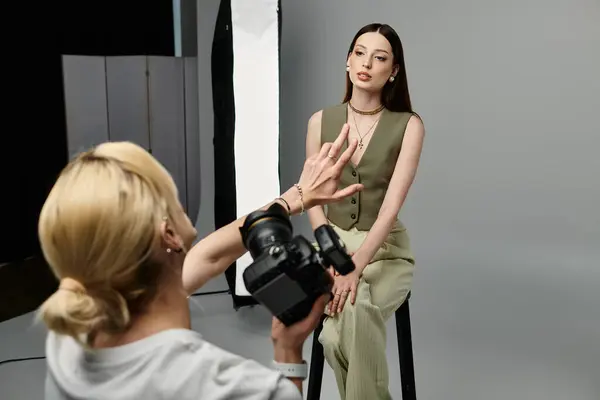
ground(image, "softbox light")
xmin=212 ymin=0 xmax=282 ymax=309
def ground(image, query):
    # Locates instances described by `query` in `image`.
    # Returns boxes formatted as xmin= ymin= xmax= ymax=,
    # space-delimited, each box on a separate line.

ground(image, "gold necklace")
xmin=348 ymin=101 xmax=385 ymax=116
xmin=350 ymin=109 xmax=382 ymax=150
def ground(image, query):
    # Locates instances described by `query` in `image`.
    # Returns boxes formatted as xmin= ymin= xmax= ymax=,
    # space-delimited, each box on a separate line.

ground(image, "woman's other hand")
xmin=327 ymin=252 xmax=364 ymax=316
xmin=298 ymin=124 xmax=364 ymax=208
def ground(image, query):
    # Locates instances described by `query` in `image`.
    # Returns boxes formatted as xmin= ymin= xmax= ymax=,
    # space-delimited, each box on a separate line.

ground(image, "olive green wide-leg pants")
xmin=319 ymin=220 xmax=415 ymax=400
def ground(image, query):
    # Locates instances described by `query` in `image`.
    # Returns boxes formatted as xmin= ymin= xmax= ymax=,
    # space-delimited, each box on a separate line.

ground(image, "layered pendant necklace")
xmin=349 ymin=102 xmax=384 ymax=150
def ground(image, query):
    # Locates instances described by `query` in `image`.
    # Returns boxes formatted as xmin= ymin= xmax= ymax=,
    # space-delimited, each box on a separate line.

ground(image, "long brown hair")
xmin=343 ymin=23 xmax=413 ymax=113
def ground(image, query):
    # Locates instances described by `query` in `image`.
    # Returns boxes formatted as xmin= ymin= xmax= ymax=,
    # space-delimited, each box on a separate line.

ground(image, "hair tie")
xmin=59 ymin=277 xmax=87 ymax=294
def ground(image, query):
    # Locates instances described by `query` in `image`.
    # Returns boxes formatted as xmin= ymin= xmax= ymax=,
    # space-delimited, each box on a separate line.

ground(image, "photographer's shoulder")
xmin=152 ymin=332 xmax=301 ymax=398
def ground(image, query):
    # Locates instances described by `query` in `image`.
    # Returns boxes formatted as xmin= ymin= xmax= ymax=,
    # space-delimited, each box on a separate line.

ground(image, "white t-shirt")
xmin=44 ymin=329 xmax=302 ymax=400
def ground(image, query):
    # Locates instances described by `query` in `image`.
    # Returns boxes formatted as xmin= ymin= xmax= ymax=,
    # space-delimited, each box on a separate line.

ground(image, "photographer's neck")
xmin=92 ymin=281 xmax=191 ymax=349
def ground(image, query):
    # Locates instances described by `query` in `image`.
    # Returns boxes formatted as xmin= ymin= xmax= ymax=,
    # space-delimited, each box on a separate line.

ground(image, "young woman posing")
xmin=305 ymin=23 xmax=425 ymax=400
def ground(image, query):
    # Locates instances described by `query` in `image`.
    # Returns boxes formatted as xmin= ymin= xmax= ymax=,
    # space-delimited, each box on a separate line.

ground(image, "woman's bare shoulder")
xmin=308 ymin=109 xmax=323 ymax=128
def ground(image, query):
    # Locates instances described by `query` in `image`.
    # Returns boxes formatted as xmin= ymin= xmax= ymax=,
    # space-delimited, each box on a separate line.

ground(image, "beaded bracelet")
xmin=293 ymin=183 xmax=305 ymax=215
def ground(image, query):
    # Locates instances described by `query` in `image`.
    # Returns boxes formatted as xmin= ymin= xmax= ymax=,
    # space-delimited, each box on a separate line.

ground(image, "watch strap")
xmin=271 ymin=360 xmax=308 ymax=380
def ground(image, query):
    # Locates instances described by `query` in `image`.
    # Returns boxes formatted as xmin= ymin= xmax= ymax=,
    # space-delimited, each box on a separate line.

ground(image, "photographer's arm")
xmin=352 ymin=115 xmax=425 ymax=272
xmin=305 ymin=110 xmax=329 ymax=230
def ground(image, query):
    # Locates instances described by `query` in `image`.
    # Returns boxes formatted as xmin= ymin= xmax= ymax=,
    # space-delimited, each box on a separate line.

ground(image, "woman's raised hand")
xmin=297 ymin=123 xmax=364 ymax=208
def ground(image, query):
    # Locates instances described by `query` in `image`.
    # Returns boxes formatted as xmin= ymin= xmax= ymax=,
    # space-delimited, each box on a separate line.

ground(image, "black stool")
xmin=307 ymin=292 xmax=416 ymax=400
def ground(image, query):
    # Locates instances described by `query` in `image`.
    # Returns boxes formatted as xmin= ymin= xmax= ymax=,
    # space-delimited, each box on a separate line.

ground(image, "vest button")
xmin=351 ymin=213 xmax=356 ymax=219
xmin=351 ymin=198 xmax=356 ymax=204
xmin=352 ymin=171 xmax=357 ymax=177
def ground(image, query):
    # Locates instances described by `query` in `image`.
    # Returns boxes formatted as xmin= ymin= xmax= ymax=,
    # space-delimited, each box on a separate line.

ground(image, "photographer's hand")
xmin=271 ymin=294 xmax=329 ymax=393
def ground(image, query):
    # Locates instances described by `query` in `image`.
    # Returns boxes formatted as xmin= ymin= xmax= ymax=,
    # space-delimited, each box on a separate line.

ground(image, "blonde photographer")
xmin=38 ymin=125 xmax=361 ymax=399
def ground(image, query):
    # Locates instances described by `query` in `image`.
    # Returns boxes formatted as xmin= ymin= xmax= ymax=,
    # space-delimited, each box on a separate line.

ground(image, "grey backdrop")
xmin=274 ymin=0 xmax=599 ymax=398
xmin=57 ymin=0 xmax=600 ymax=397
xmin=0 ymin=1 xmax=597 ymax=399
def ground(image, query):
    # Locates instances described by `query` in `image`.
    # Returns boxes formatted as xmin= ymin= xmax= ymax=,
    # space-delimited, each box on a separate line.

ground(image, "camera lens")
xmin=240 ymin=203 xmax=293 ymax=259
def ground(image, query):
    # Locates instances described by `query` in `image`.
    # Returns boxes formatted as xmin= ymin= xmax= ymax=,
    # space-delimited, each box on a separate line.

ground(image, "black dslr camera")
xmin=239 ymin=202 xmax=355 ymax=326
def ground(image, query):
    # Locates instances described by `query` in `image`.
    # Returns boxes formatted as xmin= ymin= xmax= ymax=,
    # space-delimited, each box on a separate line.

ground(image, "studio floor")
xmin=0 ymin=270 xmax=597 ymax=400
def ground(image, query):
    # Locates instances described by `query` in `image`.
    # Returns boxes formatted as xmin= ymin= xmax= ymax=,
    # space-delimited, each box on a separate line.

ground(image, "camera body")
xmin=239 ymin=202 xmax=355 ymax=326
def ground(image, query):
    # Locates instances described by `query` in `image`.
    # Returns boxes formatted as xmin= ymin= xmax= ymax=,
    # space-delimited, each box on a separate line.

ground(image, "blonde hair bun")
xmin=37 ymin=141 xmax=181 ymax=345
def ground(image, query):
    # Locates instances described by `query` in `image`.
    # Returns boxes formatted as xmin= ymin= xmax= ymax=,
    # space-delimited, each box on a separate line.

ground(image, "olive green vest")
xmin=321 ymin=103 xmax=412 ymax=231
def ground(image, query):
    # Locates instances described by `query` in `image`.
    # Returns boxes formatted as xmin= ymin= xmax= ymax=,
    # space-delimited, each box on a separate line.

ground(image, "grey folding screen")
xmin=61 ymin=55 xmax=200 ymax=223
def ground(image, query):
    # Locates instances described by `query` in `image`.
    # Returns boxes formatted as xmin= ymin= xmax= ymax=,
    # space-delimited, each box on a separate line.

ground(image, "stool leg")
xmin=307 ymin=315 xmax=326 ymax=400
xmin=396 ymin=300 xmax=416 ymax=400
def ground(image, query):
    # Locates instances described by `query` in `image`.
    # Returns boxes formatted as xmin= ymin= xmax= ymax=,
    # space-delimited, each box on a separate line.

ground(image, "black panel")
xmin=1 ymin=0 xmax=175 ymax=322
xmin=58 ymin=0 xmax=175 ymax=56
xmin=277 ymin=0 xmax=283 ymax=187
